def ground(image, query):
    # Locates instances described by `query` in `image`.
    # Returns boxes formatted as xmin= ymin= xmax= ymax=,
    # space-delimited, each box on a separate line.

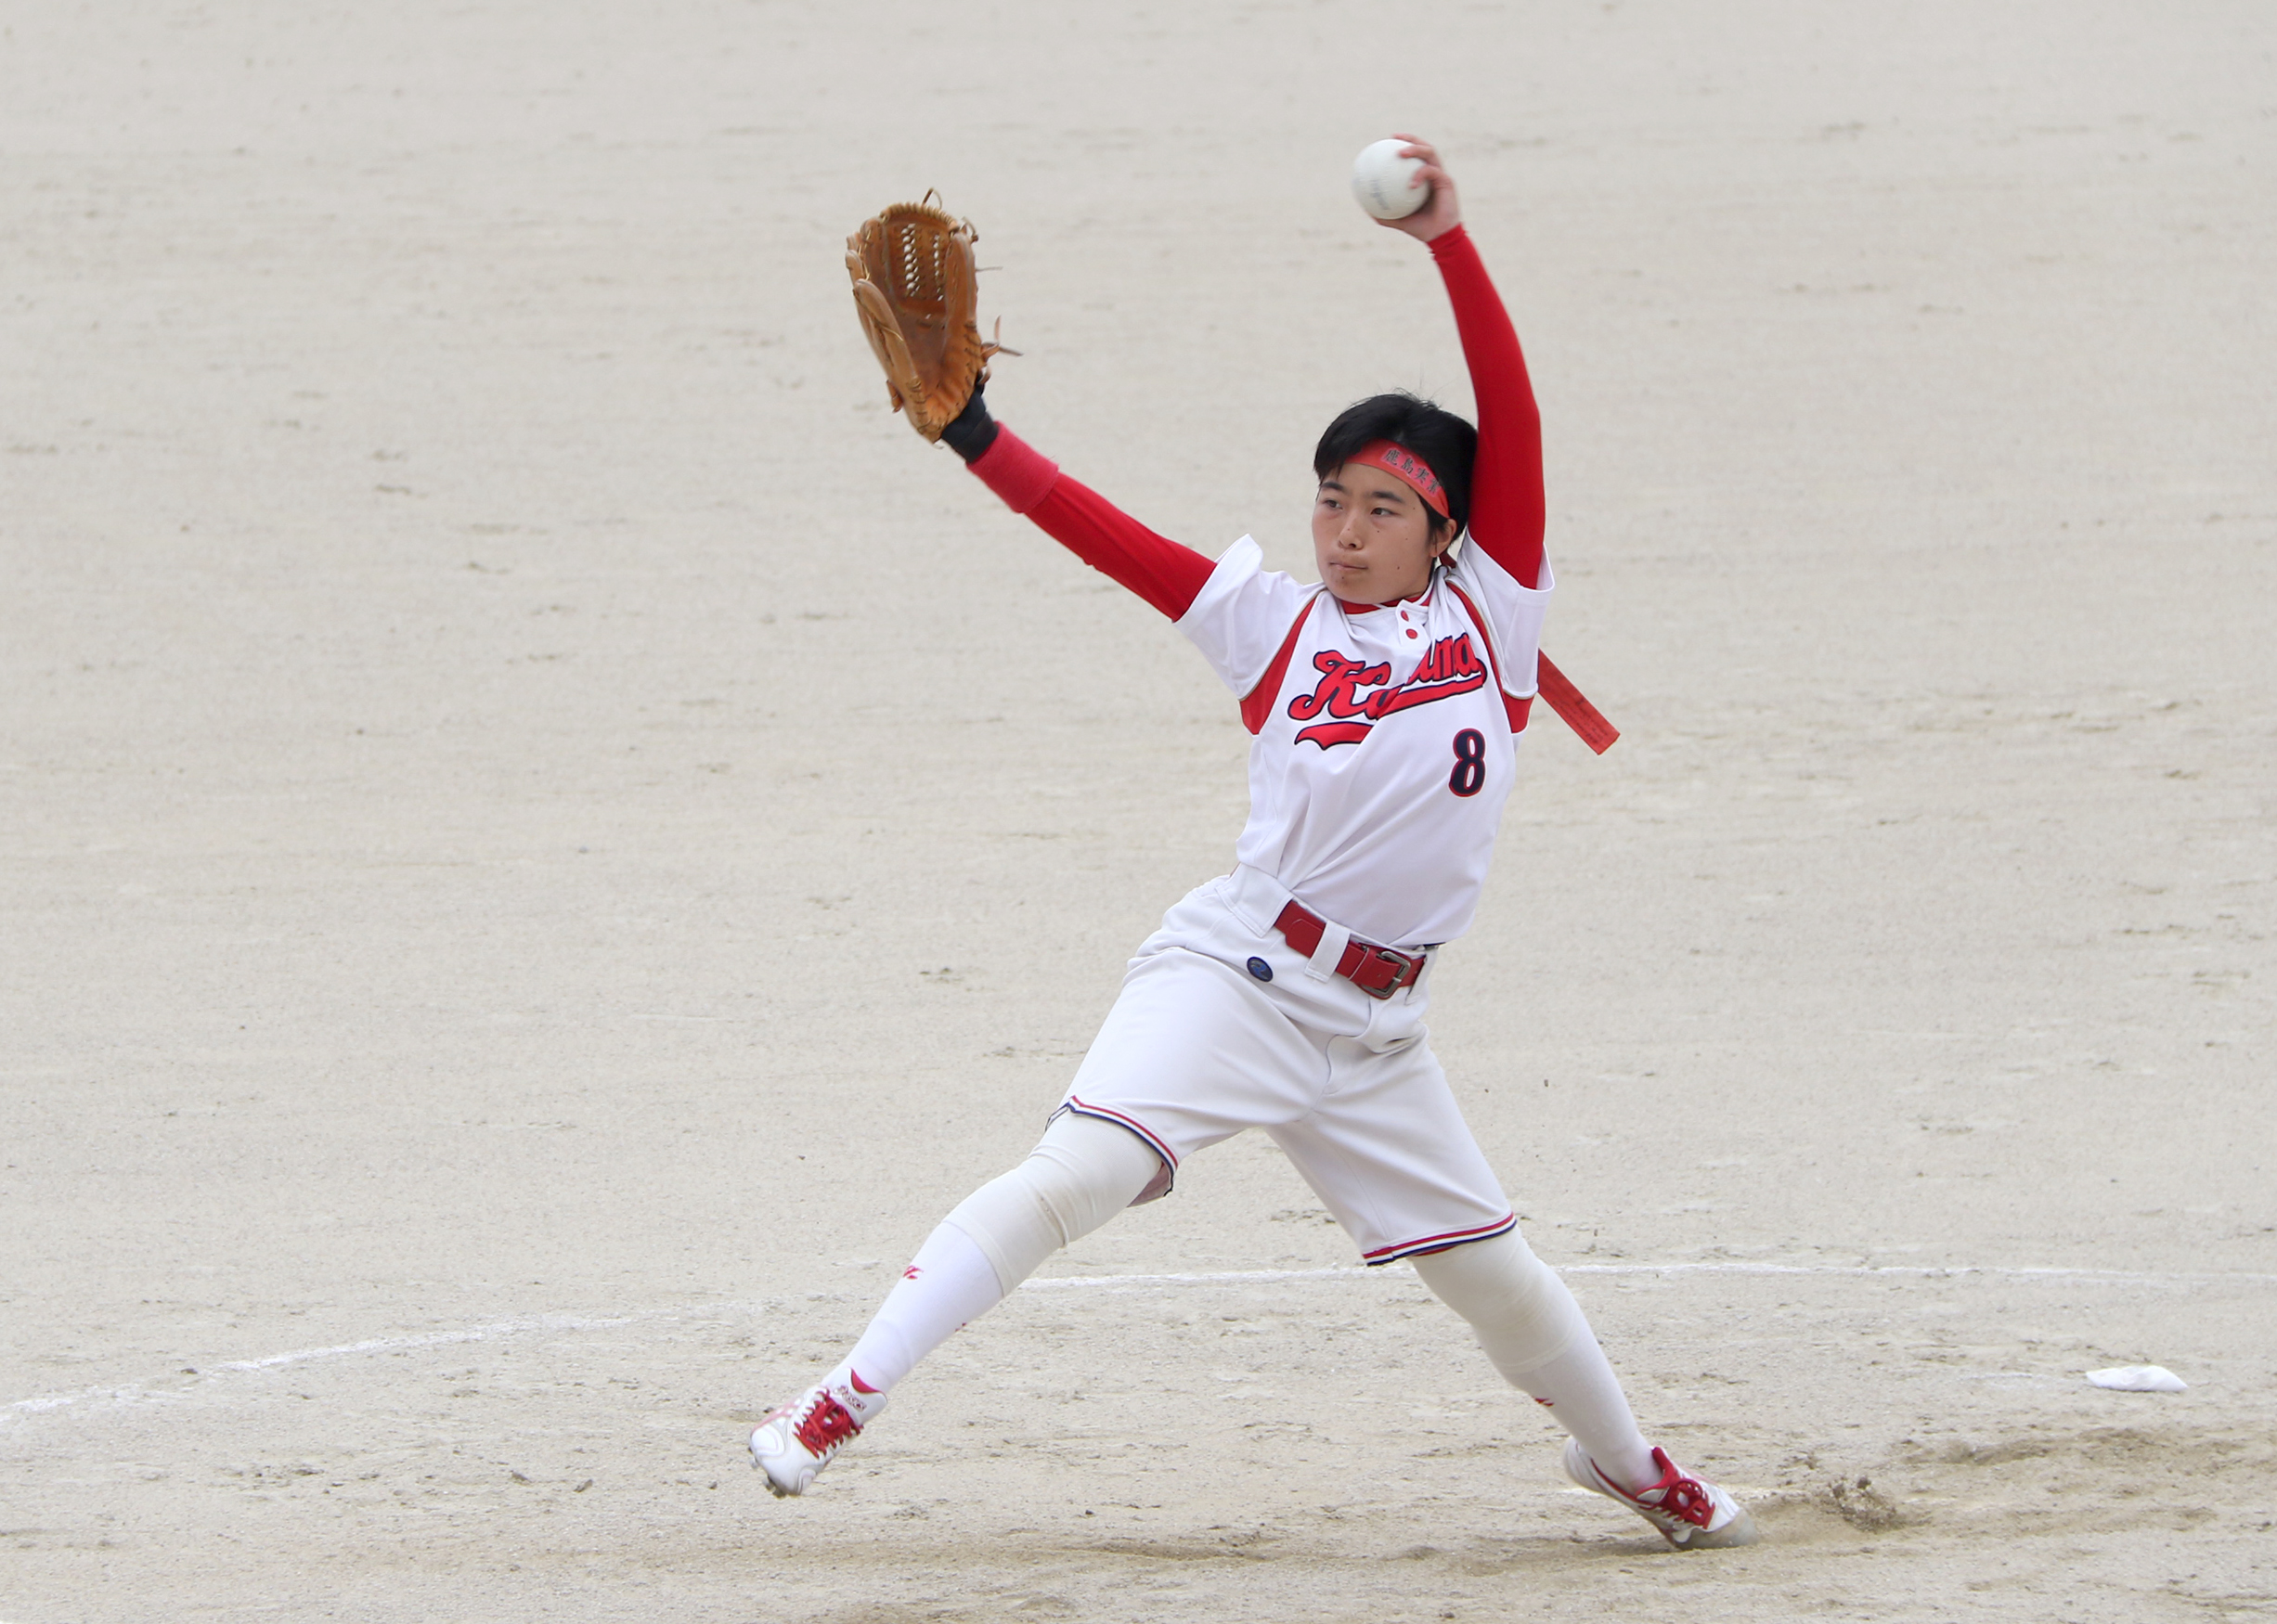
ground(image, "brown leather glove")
xmin=845 ymin=195 xmax=1006 ymax=442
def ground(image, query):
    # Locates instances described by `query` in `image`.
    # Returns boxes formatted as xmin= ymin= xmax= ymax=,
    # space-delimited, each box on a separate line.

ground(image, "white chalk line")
xmin=7 ymin=1259 xmax=2267 ymax=1428
xmin=2 ymin=1307 xmax=686 ymax=1428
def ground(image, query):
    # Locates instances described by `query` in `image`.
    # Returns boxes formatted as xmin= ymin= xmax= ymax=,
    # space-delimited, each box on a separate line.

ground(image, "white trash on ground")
xmin=2085 ymin=1365 xmax=2188 ymax=1393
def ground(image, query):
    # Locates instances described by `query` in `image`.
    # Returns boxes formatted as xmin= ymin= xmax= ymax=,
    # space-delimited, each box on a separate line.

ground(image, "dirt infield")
xmin=5 ymin=3 xmax=2271 ymax=1619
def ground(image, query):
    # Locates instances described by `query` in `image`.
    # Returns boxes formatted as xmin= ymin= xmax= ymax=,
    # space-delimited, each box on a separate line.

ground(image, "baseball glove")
xmin=845 ymin=194 xmax=1006 ymax=442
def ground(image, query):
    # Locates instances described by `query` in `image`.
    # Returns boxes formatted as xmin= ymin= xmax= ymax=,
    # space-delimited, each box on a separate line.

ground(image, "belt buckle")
xmin=1358 ymin=945 xmax=1422 ymax=999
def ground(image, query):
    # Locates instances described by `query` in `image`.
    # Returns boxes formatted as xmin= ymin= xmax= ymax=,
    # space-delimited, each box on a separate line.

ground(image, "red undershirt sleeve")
xmin=1429 ymin=225 xmax=1546 ymax=591
xmin=966 ymin=424 xmax=1216 ymax=621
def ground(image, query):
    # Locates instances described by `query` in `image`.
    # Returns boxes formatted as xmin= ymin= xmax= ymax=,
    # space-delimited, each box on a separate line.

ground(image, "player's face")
xmin=1312 ymin=466 xmax=1452 ymax=603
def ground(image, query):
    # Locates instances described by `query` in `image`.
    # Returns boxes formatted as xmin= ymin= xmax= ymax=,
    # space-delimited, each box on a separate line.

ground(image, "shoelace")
xmin=792 ymin=1392 xmax=862 ymax=1456
xmin=1633 ymin=1450 xmax=1716 ymax=1528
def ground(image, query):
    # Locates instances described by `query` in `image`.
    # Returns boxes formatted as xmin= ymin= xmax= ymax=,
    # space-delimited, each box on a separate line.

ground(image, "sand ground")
xmin=4 ymin=2 xmax=2273 ymax=1619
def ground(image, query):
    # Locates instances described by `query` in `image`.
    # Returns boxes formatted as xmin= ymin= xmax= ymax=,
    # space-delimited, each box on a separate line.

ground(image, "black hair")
xmin=1313 ymin=392 xmax=1478 ymax=540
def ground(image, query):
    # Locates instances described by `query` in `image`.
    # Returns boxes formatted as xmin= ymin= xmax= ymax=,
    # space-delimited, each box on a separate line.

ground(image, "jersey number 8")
xmin=1448 ymin=728 xmax=1487 ymax=798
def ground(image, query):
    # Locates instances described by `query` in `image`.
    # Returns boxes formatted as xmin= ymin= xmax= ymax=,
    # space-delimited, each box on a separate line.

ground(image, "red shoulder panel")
xmin=1443 ymin=581 xmax=1530 ymax=736
xmin=1239 ymin=599 xmax=1318 ymax=735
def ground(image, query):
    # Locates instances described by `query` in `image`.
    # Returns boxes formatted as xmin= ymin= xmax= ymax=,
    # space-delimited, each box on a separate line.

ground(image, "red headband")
xmin=1345 ymin=439 xmax=1450 ymax=520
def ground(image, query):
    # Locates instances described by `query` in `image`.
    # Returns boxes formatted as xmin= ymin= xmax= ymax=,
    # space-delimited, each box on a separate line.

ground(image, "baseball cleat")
xmin=749 ymin=1382 xmax=882 ymax=1498
xmin=1562 ymin=1438 xmax=1761 ymax=1550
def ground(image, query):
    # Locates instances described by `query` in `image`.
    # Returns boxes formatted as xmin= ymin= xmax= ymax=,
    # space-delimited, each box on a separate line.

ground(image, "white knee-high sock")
xmin=1410 ymin=1231 xmax=1658 ymax=1494
xmin=1506 ymin=1331 xmax=1659 ymax=1495
xmin=825 ymin=1113 xmax=1163 ymax=1412
xmin=829 ymin=1219 xmax=1002 ymax=1412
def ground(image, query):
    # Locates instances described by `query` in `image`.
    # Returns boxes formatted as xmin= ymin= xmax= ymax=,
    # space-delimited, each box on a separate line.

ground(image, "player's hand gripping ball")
xmin=1352 ymin=137 xmax=1430 ymax=220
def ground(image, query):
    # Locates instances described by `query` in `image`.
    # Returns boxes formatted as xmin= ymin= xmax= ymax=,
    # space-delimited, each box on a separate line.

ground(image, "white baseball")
xmin=1352 ymin=138 xmax=1429 ymax=221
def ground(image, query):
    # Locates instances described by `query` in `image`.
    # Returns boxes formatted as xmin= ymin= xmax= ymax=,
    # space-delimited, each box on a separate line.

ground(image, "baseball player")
xmin=755 ymin=138 xmax=1757 ymax=1550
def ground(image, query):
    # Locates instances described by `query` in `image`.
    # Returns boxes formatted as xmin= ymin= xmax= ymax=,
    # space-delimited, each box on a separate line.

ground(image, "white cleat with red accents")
xmin=749 ymin=1381 xmax=883 ymax=1498
xmin=1562 ymin=1439 xmax=1761 ymax=1549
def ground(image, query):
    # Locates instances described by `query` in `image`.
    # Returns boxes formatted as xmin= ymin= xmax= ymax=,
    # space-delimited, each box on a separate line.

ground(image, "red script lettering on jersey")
xmin=1287 ymin=636 xmax=1489 ymax=749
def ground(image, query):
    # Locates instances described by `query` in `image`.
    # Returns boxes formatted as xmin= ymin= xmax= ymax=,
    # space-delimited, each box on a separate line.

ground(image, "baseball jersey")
xmin=961 ymin=225 xmax=1551 ymax=950
xmin=1175 ymin=535 xmax=1550 ymax=948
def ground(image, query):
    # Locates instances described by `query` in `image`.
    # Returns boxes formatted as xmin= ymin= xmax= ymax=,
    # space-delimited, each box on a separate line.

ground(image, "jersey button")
xmin=1246 ymin=957 xmax=1274 ymax=982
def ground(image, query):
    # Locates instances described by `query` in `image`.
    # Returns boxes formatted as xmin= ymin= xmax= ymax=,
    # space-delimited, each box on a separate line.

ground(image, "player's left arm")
xmin=1375 ymin=137 xmax=1547 ymax=593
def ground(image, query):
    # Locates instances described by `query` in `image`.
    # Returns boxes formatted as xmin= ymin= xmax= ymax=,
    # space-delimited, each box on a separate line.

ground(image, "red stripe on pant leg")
xmin=1362 ymin=1213 xmax=1517 ymax=1264
xmin=1058 ymin=1097 xmax=1179 ymax=1168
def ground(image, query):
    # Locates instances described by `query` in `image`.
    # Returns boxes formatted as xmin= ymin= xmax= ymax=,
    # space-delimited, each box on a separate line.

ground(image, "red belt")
xmin=1273 ymin=901 xmax=1428 ymax=1000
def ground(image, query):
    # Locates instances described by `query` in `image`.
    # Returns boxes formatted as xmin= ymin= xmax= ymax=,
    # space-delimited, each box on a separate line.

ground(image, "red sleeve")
xmin=966 ymin=424 xmax=1215 ymax=620
xmin=1430 ymin=226 xmax=1546 ymax=590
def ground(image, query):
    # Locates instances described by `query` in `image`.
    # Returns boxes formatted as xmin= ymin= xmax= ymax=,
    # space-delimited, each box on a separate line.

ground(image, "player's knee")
xmin=941 ymin=1115 xmax=1161 ymax=1290
xmin=1026 ymin=1113 xmax=1163 ymax=1244
xmin=1411 ymin=1229 xmax=1582 ymax=1373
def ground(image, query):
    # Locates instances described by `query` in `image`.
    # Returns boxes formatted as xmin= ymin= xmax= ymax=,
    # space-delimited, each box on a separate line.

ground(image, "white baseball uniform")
xmin=1052 ymin=532 xmax=1551 ymax=1263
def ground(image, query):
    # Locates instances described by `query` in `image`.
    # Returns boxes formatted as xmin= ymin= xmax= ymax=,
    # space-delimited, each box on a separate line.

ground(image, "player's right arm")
xmin=1373 ymin=136 xmax=1547 ymax=594
xmin=940 ymin=394 xmax=1216 ymax=621
xmin=1430 ymin=226 xmax=1546 ymax=593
